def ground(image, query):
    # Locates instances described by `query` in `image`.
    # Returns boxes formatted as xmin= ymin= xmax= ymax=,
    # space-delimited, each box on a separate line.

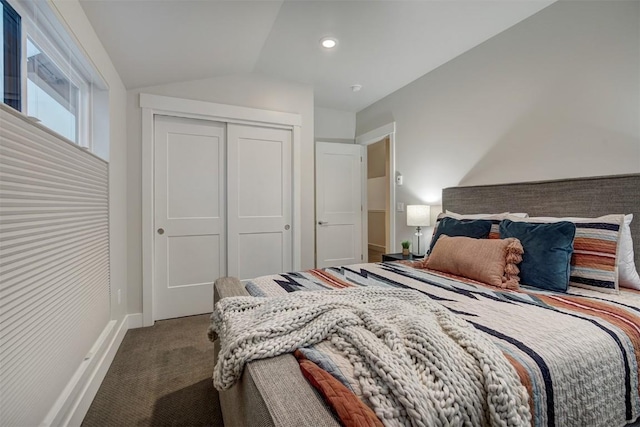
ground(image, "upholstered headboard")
xmin=442 ymin=174 xmax=640 ymax=268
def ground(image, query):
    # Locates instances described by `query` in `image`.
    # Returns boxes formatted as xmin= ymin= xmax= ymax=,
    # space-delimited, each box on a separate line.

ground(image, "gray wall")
xmin=315 ymin=106 xmax=356 ymax=143
xmin=356 ymin=1 xmax=640 ymax=246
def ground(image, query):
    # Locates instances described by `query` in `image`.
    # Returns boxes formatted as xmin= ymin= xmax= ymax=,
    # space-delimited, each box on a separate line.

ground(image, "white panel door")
xmin=154 ymin=116 xmax=225 ymax=320
xmin=227 ymin=124 xmax=292 ymax=280
xmin=316 ymin=142 xmax=363 ymax=268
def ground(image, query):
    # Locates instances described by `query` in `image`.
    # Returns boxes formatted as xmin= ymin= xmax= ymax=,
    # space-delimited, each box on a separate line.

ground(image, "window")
xmin=26 ymin=37 xmax=79 ymax=142
xmin=1 ymin=0 xmax=21 ymax=111
xmin=1 ymin=0 xmax=107 ymax=155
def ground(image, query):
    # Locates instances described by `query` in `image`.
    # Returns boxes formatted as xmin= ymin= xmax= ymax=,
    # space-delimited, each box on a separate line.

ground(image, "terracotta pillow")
xmin=422 ymin=235 xmax=524 ymax=290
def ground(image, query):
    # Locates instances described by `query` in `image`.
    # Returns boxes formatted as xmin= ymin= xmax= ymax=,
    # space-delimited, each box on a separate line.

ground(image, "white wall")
xmin=53 ymin=0 xmax=128 ymax=324
xmin=356 ymin=1 xmax=640 ymax=246
xmin=315 ymin=106 xmax=356 ymax=143
xmin=126 ymin=73 xmax=314 ymax=314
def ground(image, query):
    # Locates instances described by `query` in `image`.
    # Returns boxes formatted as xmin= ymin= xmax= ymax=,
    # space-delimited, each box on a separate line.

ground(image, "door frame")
xmin=355 ymin=122 xmax=397 ymax=261
xmin=140 ymin=93 xmax=302 ymax=326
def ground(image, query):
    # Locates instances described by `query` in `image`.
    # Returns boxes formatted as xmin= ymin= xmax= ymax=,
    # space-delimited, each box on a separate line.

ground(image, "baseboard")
xmin=44 ymin=313 xmax=142 ymax=426
xmin=127 ymin=312 xmax=143 ymax=329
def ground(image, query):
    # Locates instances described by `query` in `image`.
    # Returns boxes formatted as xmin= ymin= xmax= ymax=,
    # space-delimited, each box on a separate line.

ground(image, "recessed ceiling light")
xmin=320 ymin=37 xmax=338 ymax=49
xmin=351 ymin=84 xmax=362 ymax=92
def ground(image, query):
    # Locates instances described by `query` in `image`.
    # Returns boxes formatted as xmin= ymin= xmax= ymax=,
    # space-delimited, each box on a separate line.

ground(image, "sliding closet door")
xmin=227 ymin=124 xmax=292 ymax=280
xmin=154 ymin=116 xmax=225 ymax=320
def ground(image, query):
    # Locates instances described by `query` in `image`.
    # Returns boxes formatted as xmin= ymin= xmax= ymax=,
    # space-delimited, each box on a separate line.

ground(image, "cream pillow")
xmin=445 ymin=210 xmax=528 ymax=219
xmin=619 ymin=214 xmax=640 ymax=290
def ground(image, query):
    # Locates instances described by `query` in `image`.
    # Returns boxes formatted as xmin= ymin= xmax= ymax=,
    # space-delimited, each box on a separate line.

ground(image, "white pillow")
xmin=619 ymin=214 xmax=640 ymax=290
xmin=445 ymin=211 xmax=528 ymax=219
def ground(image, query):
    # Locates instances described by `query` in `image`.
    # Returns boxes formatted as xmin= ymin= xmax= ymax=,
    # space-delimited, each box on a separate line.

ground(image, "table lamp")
xmin=407 ymin=205 xmax=430 ymax=256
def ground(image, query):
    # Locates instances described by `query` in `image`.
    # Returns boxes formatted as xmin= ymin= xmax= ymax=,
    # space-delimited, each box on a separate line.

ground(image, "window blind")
xmin=0 ymin=104 xmax=110 ymax=426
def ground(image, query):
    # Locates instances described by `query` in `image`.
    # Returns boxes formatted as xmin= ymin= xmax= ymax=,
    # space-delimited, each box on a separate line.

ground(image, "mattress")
xmin=212 ymin=263 xmax=640 ymax=427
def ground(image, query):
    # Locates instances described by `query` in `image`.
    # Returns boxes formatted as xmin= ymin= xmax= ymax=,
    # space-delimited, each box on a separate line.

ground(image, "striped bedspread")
xmin=243 ymin=262 xmax=640 ymax=427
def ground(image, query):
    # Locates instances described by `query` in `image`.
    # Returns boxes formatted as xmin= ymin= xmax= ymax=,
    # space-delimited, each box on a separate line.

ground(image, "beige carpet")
xmin=82 ymin=314 xmax=223 ymax=427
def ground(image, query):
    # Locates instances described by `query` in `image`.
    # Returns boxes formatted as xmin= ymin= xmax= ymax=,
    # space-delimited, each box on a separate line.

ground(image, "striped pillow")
xmin=504 ymin=214 xmax=624 ymax=294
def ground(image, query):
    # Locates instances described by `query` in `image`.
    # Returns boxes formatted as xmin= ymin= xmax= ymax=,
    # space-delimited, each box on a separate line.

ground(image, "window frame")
xmin=24 ymin=29 xmax=91 ymax=147
xmin=3 ymin=0 xmax=100 ymax=151
xmin=2 ymin=0 xmax=22 ymax=111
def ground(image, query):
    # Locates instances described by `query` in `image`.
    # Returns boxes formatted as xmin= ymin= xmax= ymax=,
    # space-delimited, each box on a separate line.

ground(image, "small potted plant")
xmin=401 ymin=240 xmax=411 ymax=256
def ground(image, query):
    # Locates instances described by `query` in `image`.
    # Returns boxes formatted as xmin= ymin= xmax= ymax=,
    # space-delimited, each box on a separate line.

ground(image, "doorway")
xmin=356 ymin=122 xmax=397 ymax=261
xmin=314 ymin=122 xmax=396 ymax=266
xmin=366 ymin=137 xmax=391 ymax=262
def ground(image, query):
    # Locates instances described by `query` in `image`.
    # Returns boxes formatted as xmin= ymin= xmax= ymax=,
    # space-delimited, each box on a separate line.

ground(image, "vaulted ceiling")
xmin=80 ymin=0 xmax=553 ymax=111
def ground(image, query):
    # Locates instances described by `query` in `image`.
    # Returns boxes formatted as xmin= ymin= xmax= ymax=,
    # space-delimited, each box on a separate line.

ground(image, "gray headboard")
xmin=442 ymin=174 xmax=640 ymax=268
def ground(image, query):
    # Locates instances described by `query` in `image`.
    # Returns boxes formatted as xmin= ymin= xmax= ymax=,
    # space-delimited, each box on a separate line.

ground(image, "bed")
xmin=211 ymin=174 xmax=640 ymax=427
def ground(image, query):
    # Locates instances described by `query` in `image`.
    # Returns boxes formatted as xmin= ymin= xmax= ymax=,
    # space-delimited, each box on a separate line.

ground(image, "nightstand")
xmin=382 ymin=253 xmax=425 ymax=262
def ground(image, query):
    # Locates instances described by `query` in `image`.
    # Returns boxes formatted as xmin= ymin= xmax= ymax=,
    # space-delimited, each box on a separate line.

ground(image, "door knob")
xmin=284 ymin=225 xmax=290 ymax=230
xmin=157 ymin=228 xmax=164 ymax=235
xmin=318 ymin=221 xmax=328 ymax=226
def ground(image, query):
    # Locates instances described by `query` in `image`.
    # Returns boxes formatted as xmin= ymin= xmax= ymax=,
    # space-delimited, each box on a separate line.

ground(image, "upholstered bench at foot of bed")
xmin=212 ymin=277 xmax=339 ymax=427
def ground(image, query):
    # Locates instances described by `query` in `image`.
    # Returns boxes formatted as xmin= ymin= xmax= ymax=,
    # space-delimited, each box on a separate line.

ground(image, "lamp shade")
xmin=407 ymin=205 xmax=431 ymax=227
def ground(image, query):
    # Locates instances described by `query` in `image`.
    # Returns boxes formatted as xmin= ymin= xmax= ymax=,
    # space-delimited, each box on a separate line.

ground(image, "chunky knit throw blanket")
xmin=209 ymin=288 xmax=531 ymax=427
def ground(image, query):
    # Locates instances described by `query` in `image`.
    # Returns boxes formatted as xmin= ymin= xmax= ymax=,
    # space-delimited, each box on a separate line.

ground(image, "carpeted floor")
xmin=82 ymin=314 xmax=223 ymax=427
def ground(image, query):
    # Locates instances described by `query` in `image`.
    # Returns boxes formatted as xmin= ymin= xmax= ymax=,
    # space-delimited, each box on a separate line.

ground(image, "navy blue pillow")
xmin=428 ymin=217 xmax=493 ymax=254
xmin=499 ymin=219 xmax=576 ymax=292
